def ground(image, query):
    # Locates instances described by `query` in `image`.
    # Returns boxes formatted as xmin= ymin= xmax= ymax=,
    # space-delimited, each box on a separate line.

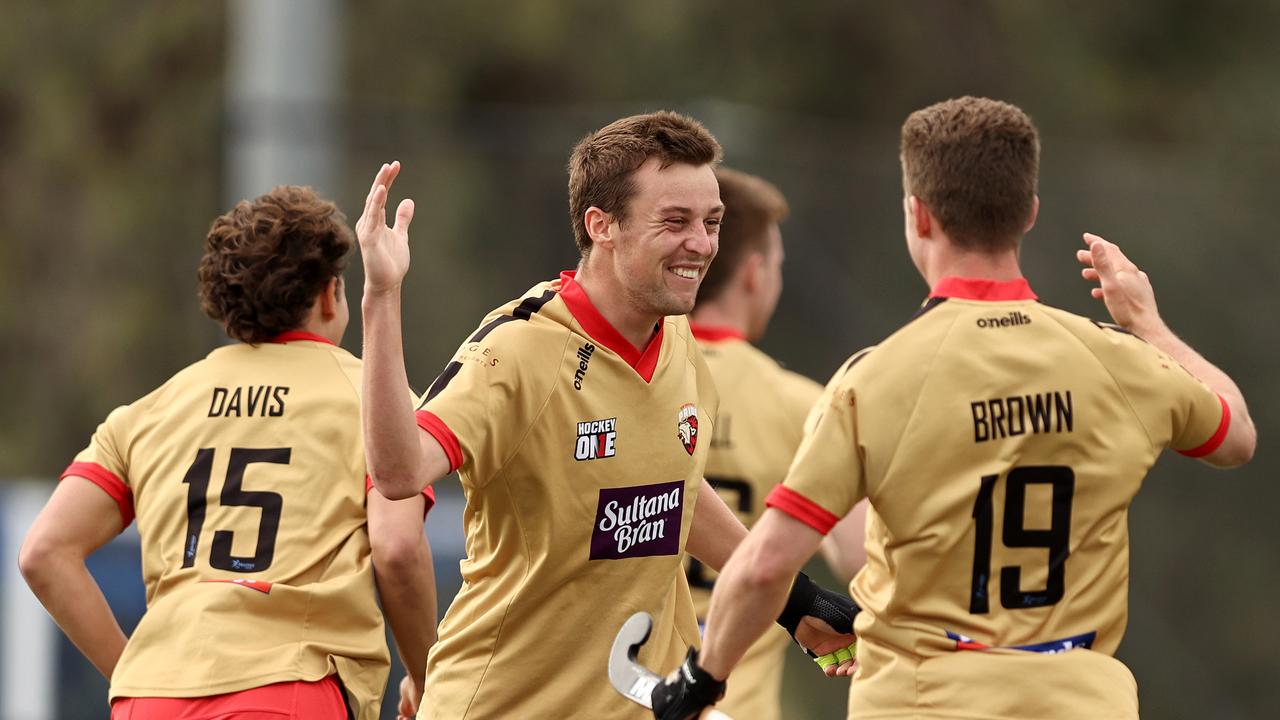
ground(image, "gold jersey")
xmin=767 ymin=278 xmax=1229 ymax=719
xmin=414 ymin=271 xmax=718 ymax=719
xmin=63 ymin=332 xmax=423 ymax=720
xmin=686 ymin=325 xmax=822 ymax=720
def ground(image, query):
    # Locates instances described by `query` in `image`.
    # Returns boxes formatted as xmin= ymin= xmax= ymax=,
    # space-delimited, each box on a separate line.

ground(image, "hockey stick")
xmin=608 ymin=612 xmax=734 ymax=720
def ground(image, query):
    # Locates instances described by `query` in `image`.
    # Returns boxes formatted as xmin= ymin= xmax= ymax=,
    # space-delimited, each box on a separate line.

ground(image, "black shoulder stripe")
xmin=421 ymin=361 xmax=463 ymax=406
xmin=419 ymin=288 xmax=558 ymax=406
xmin=468 ymin=288 xmax=558 ymax=343
xmin=912 ymin=296 xmax=947 ymax=319
xmin=1091 ymin=319 xmax=1143 ymax=340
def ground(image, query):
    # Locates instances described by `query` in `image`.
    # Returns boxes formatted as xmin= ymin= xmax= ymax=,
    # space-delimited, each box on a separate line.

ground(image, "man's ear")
xmin=740 ymin=250 xmax=765 ymax=294
xmin=910 ymin=196 xmax=933 ymax=238
xmin=319 ymin=276 xmax=339 ymax=320
xmin=584 ymin=207 xmax=616 ymax=251
xmin=1024 ymin=195 xmax=1040 ymax=233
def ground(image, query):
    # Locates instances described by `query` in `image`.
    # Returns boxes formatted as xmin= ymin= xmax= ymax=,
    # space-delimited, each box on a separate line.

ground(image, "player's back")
xmin=818 ymin=278 xmax=1225 ymax=718
xmin=68 ymin=334 xmax=389 ymax=718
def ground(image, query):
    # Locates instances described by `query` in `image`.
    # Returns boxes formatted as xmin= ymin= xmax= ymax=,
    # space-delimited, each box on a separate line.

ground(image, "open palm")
xmin=356 ymin=161 xmax=416 ymax=294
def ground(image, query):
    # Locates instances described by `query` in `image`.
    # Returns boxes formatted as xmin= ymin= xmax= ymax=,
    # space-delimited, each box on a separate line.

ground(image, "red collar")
xmin=929 ymin=276 xmax=1037 ymax=301
xmin=268 ymin=330 xmax=336 ymax=346
xmin=689 ymin=323 xmax=747 ymax=342
xmin=558 ymin=271 xmax=663 ymax=382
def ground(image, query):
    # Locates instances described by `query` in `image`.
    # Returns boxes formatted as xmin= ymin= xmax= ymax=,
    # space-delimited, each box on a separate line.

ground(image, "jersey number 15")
xmin=180 ymin=447 xmax=288 ymax=573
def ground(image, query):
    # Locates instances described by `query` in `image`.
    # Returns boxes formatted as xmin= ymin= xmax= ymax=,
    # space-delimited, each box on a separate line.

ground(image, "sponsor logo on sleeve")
xmin=677 ymin=403 xmax=698 ymax=455
xmin=590 ymin=480 xmax=683 ymax=559
xmin=575 ymin=417 xmax=617 ymax=461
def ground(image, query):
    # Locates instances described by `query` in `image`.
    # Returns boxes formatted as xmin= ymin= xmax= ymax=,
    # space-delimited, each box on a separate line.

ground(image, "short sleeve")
xmin=62 ymin=406 xmax=135 ymax=528
xmin=415 ymin=326 xmax=540 ymax=488
xmin=1104 ymin=331 xmax=1229 ymax=458
xmin=766 ymin=374 xmax=866 ymax=535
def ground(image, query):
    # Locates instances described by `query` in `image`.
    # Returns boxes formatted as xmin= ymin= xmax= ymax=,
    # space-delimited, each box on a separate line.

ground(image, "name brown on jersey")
xmin=971 ymin=390 xmax=1072 ymax=443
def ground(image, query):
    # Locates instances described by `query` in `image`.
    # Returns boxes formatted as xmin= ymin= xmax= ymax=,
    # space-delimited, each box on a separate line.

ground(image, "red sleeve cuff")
xmin=1178 ymin=394 xmax=1231 ymax=458
xmin=765 ymin=485 xmax=839 ymax=534
xmin=416 ymin=410 xmax=462 ymax=473
xmin=366 ymin=475 xmax=438 ymax=518
xmin=61 ymin=461 xmax=134 ymax=529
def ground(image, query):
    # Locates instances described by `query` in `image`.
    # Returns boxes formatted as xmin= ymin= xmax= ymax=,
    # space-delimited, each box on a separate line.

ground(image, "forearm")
xmin=375 ymin=536 xmax=438 ymax=691
xmin=22 ymin=556 xmax=126 ymax=678
xmin=697 ymin=539 xmax=792 ymax=680
xmin=362 ymin=289 xmax=432 ymax=499
xmin=685 ymin=479 xmax=748 ymax=572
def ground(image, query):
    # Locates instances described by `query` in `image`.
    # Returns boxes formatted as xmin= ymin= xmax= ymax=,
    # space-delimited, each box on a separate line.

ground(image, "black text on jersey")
xmin=573 ymin=342 xmax=596 ymax=390
xmin=208 ymin=386 xmax=289 ymax=418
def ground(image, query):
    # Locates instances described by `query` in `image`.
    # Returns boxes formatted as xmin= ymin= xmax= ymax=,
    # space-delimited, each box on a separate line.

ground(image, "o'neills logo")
xmin=590 ymin=480 xmax=683 ymax=560
xmin=976 ymin=311 xmax=1032 ymax=329
xmin=573 ymin=342 xmax=596 ymax=390
xmin=677 ymin=403 xmax=698 ymax=455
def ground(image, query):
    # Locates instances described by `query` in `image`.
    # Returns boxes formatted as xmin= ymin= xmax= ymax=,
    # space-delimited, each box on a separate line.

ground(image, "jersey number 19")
xmin=969 ymin=465 xmax=1074 ymax=614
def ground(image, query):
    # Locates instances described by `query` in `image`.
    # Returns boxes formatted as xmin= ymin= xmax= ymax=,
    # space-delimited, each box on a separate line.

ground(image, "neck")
xmin=690 ymin=300 xmax=751 ymax=340
xmin=298 ymin=305 xmax=343 ymax=345
xmin=575 ymin=261 xmax=661 ymax=351
xmin=922 ymin=244 xmax=1023 ymax=289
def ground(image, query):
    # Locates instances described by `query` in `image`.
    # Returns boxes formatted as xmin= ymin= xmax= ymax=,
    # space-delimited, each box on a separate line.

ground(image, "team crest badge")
xmin=677 ymin=403 xmax=698 ymax=455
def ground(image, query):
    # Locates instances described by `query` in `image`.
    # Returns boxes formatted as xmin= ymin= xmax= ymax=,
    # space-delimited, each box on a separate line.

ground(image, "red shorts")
xmin=110 ymin=676 xmax=349 ymax=720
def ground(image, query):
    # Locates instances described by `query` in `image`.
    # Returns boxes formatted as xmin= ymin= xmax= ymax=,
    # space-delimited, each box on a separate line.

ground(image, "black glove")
xmin=776 ymin=572 xmax=860 ymax=655
xmin=651 ymin=647 xmax=726 ymax=720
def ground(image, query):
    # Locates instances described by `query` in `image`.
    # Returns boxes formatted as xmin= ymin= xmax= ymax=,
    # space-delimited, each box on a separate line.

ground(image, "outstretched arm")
xmin=697 ymin=509 xmax=856 ymax=680
xmin=358 ymin=162 xmax=453 ymax=499
xmin=18 ymin=478 xmax=128 ymax=678
xmin=1077 ymin=233 xmax=1256 ymax=467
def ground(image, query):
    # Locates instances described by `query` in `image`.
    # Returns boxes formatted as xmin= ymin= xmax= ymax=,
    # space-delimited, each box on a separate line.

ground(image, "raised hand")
xmin=356 ymin=161 xmax=416 ymax=295
xmin=1076 ymin=233 xmax=1164 ymax=336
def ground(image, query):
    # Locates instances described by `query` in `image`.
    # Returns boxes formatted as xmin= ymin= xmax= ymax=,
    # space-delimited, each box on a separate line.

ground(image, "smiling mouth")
xmin=669 ymin=267 xmax=700 ymax=280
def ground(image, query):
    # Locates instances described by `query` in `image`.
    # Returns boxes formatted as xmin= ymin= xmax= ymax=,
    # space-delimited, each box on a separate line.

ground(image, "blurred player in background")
xmin=358 ymin=111 xmax=857 ymax=719
xmin=19 ymin=187 xmax=437 ymax=720
xmin=685 ymin=166 xmax=868 ymax=720
xmin=656 ymin=96 xmax=1257 ymax=719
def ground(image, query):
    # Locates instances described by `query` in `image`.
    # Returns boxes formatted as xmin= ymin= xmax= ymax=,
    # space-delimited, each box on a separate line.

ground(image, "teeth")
xmin=671 ymin=267 xmax=698 ymax=279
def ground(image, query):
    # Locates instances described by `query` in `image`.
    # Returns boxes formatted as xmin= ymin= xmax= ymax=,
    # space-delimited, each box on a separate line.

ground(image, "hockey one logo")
xmin=575 ymin=417 xmax=617 ymax=461
xmin=677 ymin=403 xmax=698 ymax=455
xmin=590 ymin=480 xmax=683 ymax=560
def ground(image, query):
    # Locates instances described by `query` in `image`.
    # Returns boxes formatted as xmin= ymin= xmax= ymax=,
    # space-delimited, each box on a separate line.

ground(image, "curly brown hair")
xmin=901 ymin=96 xmax=1040 ymax=251
xmin=567 ymin=111 xmax=722 ymax=256
xmin=198 ymin=185 xmax=354 ymax=344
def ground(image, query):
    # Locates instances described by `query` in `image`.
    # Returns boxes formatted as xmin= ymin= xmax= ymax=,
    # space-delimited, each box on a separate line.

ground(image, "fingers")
xmin=395 ymin=198 xmax=415 ymax=233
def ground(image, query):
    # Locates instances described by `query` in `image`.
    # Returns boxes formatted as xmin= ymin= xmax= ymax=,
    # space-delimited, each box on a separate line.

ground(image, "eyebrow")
xmin=657 ymin=204 xmax=725 ymax=215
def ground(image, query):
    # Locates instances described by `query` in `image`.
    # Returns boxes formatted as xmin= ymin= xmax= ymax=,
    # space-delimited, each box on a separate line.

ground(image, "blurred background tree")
xmin=1 ymin=1 xmax=1275 ymax=718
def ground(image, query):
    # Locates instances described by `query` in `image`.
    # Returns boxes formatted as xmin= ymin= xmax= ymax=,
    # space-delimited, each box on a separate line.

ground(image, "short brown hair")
xmin=198 ymin=186 xmax=354 ymax=344
xmin=567 ymin=111 xmax=723 ymax=256
xmin=696 ymin=167 xmax=789 ymax=305
xmin=901 ymin=96 xmax=1039 ymax=251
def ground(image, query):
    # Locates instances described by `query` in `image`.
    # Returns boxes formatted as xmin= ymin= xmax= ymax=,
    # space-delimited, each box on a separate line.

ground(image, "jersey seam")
xmin=483 ymin=316 xmax=575 ymax=484
xmin=1043 ymin=311 xmax=1157 ymax=450
xmin=458 ymin=472 xmax=535 ymax=718
xmin=456 ymin=318 xmax=570 ymax=715
xmin=877 ymin=312 xmax=961 ymax=492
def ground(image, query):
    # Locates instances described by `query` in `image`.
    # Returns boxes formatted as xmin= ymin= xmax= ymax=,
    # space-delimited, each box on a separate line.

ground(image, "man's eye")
xmin=665 ymin=218 xmax=688 ymax=227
